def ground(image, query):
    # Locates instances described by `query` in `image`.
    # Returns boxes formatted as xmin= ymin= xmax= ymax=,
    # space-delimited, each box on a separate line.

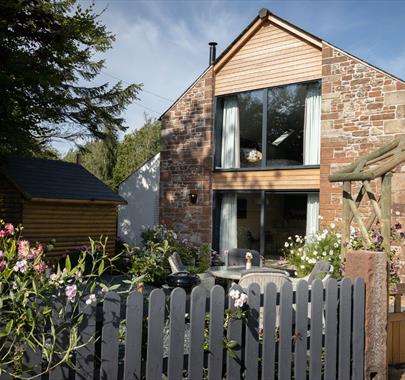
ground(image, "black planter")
xmin=166 ymin=271 xmax=201 ymax=291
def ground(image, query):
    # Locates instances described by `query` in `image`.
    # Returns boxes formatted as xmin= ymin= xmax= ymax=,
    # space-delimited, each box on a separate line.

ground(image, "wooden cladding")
xmin=0 ymin=175 xmax=22 ymax=224
xmin=212 ymin=168 xmax=320 ymax=190
xmin=22 ymin=201 xmax=117 ymax=257
xmin=214 ymin=20 xmax=321 ymax=96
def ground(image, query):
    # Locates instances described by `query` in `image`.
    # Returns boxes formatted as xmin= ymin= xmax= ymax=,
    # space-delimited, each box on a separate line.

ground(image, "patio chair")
xmin=304 ymin=260 xmax=334 ymax=285
xmin=168 ymin=252 xmax=187 ymax=274
xmin=225 ymin=248 xmax=262 ymax=267
xmin=238 ymin=270 xmax=291 ymax=292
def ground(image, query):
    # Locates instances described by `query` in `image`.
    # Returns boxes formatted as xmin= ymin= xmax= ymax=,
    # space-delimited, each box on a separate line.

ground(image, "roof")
xmin=160 ymin=8 xmax=404 ymax=119
xmin=0 ymin=156 xmax=126 ymax=204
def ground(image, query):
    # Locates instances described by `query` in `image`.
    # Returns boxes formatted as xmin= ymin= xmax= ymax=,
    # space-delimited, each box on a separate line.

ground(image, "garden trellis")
xmin=329 ymin=136 xmax=405 ymax=255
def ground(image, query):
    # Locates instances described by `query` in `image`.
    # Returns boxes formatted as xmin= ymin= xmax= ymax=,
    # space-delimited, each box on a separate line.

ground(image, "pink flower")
xmin=13 ymin=260 xmax=28 ymax=273
xmin=5 ymin=224 xmax=14 ymax=236
xmin=85 ymin=294 xmax=97 ymax=305
xmin=65 ymin=284 xmax=77 ymax=303
xmin=18 ymin=240 xmax=30 ymax=259
xmin=34 ymin=260 xmax=46 ymax=273
xmin=0 ymin=251 xmax=5 ymax=258
xmin=0 ymin=259 xmax=7 ymax=272
xmin=0 ymin=230 xmax=6 ymax=238
xmin=28 ymin=244 xmax=44 ymax=260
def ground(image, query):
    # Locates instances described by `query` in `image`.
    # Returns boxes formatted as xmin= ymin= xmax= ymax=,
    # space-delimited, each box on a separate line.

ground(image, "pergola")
xmin=329 ymin=136 xmax=405 ymax=256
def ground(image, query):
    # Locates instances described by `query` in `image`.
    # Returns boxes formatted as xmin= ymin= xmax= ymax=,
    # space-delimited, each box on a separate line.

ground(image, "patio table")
xmin=207 ymin=265 xmax=301 ymax=289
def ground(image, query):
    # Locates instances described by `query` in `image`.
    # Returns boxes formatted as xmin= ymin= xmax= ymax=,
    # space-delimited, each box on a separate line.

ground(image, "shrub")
xmin=0 ymin=220 xmax=125 ymax=378
xmin=284 ymin=225 xmax=342 ymax=279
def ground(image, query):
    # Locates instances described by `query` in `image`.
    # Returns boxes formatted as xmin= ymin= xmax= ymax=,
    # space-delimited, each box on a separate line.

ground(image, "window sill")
xmin=213 ymin=165 xmax=320 ymax=172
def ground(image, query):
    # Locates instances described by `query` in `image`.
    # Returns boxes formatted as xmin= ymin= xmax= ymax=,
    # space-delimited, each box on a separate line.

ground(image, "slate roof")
xmin=1 ymin=156 xmax=126 ymax=204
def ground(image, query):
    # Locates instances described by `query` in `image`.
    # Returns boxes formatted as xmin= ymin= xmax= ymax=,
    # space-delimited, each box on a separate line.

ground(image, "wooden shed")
xmin=0 ymin=156 xmax=126 ymax=257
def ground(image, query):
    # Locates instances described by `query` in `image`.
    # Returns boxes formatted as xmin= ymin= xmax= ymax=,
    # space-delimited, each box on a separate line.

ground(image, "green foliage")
xmin=128 ymin=240 xmax=172 ymax=286
xmin=284 ymin=225 xmax=342 ymax=279
xmin=123 ymin=225 xmax=213 ymax=285
xmin=0 ymin=0 xmax=140 ymax=156
xmin=113 ymin=117 xmax=161 ymax=186
xmin=0 ymin=220 xmax=125 ymax=378
xmin=63 ymin=117 xmax=160 ymax=188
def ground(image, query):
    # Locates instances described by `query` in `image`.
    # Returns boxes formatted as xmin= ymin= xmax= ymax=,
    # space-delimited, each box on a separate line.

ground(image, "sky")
xmin=54 ymin=0 xmax=405 ymax=154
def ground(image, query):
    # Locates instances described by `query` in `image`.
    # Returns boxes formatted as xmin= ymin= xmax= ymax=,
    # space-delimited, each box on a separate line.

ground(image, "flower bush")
xmin=285 ymin=218 xmax=405 ymax=285
xmin=284 ymin=225 xmax=342 ymax=279
xmin=124 ymin=225 xmax=216 ymax=285
xmin=0 ymin=220 xmax=122 ymax=378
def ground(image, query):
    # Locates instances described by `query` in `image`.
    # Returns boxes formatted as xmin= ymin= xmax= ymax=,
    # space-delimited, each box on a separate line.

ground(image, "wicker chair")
xmin=225 ymin=248 xmax=262 ymax=267
xmin=238 ymin=271 xmax=291 ymax=292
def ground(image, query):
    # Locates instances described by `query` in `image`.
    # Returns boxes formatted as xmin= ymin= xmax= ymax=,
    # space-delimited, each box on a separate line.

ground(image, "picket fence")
xmin=1 ymin=277 xmax=365 ymax=380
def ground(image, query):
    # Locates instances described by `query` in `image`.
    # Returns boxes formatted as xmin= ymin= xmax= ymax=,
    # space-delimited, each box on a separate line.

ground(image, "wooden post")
xmin=381 ymin=173 xmax=392 ymax=256
xmin=342 ymin=181 xmax=351 ymax=256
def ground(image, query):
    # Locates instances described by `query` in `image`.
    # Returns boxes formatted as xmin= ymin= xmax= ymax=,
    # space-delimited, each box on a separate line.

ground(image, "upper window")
xmin=215 ymin=81 xmax=321 ymax=170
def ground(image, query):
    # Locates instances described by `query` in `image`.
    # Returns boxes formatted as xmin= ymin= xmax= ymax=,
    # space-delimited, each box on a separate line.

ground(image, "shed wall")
xmin=0 ymin=174 xmax=22 ymax=224
xmin=22 ymin=201 xmax=117 ymax=257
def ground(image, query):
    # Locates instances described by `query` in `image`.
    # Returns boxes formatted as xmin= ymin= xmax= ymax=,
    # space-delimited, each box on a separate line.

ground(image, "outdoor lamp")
xmin=189 ymin=192 xmax=198 ymax=204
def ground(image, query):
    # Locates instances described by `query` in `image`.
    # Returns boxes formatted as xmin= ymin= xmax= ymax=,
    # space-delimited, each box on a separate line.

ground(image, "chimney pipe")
xmin=208 ymin=42 xmax=217 ymax=65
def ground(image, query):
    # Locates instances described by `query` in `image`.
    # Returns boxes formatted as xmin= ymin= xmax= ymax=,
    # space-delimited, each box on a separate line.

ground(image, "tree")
xmin=0 ymin=0 xmax=141 ymax=156
xmin=113 ymin=116 xmax=160 ymax=186
xmin=64 ymin=116 xmax=160 ymax=189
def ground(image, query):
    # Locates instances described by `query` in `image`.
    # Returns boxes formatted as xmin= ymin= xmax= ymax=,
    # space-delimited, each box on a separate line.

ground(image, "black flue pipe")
xmin=209 ymin=42 xmax=217 ymax=65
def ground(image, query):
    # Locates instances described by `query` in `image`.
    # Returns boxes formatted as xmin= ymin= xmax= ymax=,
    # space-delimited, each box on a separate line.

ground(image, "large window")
xmin=213 ymin=191 xmax=319 ymax=259
xmin=215 ymin=81 xmax=321 ymax=170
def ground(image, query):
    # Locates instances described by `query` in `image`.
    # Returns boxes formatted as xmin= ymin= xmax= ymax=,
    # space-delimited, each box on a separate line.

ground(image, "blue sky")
xmin=55 ymin=0 xmax=405 ymax=153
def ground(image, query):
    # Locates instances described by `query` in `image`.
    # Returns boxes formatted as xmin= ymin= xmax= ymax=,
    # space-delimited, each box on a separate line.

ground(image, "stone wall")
xmin=159 ymin=68 xmax=214 ymax=245
xmin=320 ymin=42 xmax=405 ymax=228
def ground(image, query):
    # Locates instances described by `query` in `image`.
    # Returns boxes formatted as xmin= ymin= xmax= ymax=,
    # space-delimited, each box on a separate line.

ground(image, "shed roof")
xmin=1 ymin=156 xmax=126 ymax=204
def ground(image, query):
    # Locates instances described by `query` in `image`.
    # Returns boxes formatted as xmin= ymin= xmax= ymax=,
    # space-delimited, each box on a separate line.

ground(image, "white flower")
xmin=13 ymin=259 xmax=27 ymax=273
xmin=288 ymin=236 xmax=292 ymax=240
xmin=234 ymin=298 xmax=244 ymax=308
xmin=229 ymin=289 xmax=240 ymax=300
xmin=300 ymin=265 xmax=305 ymax=269
xmin=329 ymin=250 xmax=334 ymax=255
xmin=284 ymin=242 xmax=289 ymax=248
xmin=65 ymin=284 xmax=77 ymax=303
xmin=245 ymin=252 xmax=253 ymax=260
xmin=86 ymin=294 xmax=97 ymax=305
xmin=336 ymin=233 xmax=341 ymax=239
xmin=298 ymin=248 xmax=303 ymax=253
xmin=330 ymin=223 xmax=336 ymax=229
xmin=239 ymin=293 xmax=248 ymax=304
xmin=322 ymin=251 xmax=327 ymax=256
xmin=396 ymin=211 xmax=401 ymax=216
xmin=334 ymin=243 xmax=339 ymax=248
xmin=313 ymin=251 xmax=318 ymax=256
xmin=0 ymin=250 xmax=5 ymax=258
xmin=318 ymin=215 xmax=324 ymax=220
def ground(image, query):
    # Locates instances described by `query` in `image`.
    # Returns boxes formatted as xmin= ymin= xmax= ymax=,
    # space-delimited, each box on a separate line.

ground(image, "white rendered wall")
xmin=118 ymin=153 xmax=160 ymax=246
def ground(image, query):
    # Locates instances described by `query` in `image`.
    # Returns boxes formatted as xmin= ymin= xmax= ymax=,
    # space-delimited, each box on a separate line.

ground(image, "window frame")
xmin=213 ymin=79 xmax=321 ymax=172
xmin=212 ymin=189 xmax=319 ymax=257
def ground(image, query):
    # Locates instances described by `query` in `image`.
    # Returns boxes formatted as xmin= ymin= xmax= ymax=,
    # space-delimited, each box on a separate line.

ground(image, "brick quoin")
xmin=159 ymin=68 xmax=214 ymax=245
xmin=320 ymin=43 xmax=405 ymax=228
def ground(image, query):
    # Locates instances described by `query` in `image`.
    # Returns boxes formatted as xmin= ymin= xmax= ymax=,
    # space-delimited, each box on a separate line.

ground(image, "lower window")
xmin=213 ymin=191 xmax=319 ymax=259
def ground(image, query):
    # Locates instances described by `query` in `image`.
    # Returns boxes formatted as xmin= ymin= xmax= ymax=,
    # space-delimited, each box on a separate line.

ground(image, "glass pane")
xmin=266 ymin=83 xmax=307 ymax=166
xmin=264 ymin=193 xmax=307 ymax=259
xmin=238 ymin=91 xmax=263 ymax=168
xmin=236 ymin=193 xmax=261 ymax=251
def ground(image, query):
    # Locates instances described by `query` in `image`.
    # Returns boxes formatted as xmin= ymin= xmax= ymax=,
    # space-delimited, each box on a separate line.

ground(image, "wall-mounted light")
xmin=189 ymin=192 xmax=198 ymax=204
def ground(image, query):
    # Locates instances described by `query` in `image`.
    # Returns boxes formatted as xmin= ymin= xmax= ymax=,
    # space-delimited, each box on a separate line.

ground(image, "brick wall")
xmin=159 ymin=68 xmax=214 ymax=245
xmin=320 ymin=42 xmax=405 ymax=228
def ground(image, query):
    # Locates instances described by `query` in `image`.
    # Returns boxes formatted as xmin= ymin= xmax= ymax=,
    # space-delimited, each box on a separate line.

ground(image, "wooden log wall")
xmin=0 ymin=174 xmax=22 ymax=224
xmin=22 ymin=201 xmax=117 ymax=257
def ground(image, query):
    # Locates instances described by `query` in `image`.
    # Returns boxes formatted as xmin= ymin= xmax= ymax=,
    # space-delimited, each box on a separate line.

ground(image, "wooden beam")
xmin=381 ymin=173 xmax=392 ymax=255
xmin=329 ymin=169 xmax=375 ymax=183
xmin=348 ymin=185 xmax=366 ymax=224
xmin=347 ymin=198 xmax=372 ymax=246
xmin=363 ymin=180 xmax=382 ymax=221
xmin=341 ymin=181 xmax=351 ymax=256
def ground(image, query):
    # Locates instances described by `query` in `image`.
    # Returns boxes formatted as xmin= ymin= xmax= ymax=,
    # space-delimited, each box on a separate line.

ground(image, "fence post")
xmin=345 ymin=250 xmax=387 ymax=380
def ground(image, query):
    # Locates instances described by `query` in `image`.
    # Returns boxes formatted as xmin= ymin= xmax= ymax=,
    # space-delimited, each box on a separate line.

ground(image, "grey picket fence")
xmin=0 ymin=277 xmax=365 ymax=380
